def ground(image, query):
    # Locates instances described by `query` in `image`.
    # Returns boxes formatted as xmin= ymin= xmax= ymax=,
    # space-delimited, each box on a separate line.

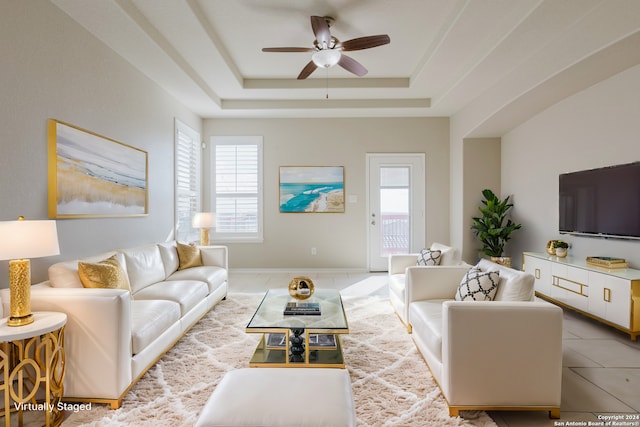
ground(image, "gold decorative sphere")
xmin=288 ymin=276 xmax=315 ymax=300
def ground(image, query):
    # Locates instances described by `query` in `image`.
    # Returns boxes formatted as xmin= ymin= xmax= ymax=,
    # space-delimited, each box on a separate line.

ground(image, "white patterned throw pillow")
xmin=416 ymin=249 xmax=442 ymax=266
xmin=455 ymin=267 xmax=500 ymax=301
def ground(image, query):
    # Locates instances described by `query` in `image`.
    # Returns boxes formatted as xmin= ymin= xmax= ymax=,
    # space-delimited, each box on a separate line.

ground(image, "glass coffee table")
xmin=246 ymin=288 xmax=349 ymax=368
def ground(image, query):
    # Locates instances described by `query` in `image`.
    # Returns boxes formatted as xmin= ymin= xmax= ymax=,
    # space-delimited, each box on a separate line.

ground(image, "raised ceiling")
xmin=51 ymin=0 xmax=640 ymax=123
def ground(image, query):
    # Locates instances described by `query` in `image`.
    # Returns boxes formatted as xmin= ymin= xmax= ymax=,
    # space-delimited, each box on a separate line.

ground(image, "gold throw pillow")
xmin=177 ymin=242 xmax=203 ymax=270
xmin=78 ymin=255 xmax=131 ymax=291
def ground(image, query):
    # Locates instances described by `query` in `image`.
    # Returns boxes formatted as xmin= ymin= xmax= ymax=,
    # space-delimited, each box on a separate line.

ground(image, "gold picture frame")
xmin=47 ymin=119 xmax=148 ymax=218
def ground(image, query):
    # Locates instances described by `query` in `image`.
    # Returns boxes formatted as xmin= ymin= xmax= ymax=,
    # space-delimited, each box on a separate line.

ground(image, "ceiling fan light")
xmin=312 ymin=49 xmax=341 ymax=68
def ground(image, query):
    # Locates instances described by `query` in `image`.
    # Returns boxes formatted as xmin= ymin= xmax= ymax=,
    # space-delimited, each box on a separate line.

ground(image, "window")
xmin=175 ymin=120 xmax=201 ymax=243
xmin=211 ymin=136 xmax=263 ymax=242
xmin=380 ymin=166 xmax=410 ymax=256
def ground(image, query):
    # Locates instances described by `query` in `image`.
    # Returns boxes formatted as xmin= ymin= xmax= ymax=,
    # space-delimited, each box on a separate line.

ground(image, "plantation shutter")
xmin=212 ymin=136 xmax=263 ymax=242
xmin=175 ymin=120 xmax=201 ymax=243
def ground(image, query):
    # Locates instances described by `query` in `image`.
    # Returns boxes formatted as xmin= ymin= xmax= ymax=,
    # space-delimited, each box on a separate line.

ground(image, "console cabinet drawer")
xmin=523 ymin=255 xmax=551 ymax=295
xmin=550 ymin=264 xmax=589 ymax=311
xmin=588 ymin=272 xmax=631 ymax=328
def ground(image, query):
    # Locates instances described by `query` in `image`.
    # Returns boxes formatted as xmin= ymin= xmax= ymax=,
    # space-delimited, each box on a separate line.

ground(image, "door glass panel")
xmin=380 ymin=166 xmax=410 ymax=256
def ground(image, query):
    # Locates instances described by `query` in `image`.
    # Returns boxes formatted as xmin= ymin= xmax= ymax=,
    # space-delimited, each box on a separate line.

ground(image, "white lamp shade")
xmin=0 ymin=219 xmax=60 ymax=260
xmin=192 ymin=212 xmax=216 ymax=228
xmin=312 ymin=49 xmax=341 ymax=68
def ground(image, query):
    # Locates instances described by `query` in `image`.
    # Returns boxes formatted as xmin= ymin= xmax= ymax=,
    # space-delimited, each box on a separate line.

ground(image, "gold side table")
xmin=0 ymin=312 xmax=66 ymax=427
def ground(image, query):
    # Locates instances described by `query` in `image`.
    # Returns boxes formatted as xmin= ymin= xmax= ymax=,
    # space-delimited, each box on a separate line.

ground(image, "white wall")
xmin=0 ymin=1 xmax=201 ymax=284
xmin=502 ymin=64 xmax=640 ymax=269
xmin=463 ymin=138 xmax=501 ymax=263
xmin=204 ymin=117 xmax=450 ymax=269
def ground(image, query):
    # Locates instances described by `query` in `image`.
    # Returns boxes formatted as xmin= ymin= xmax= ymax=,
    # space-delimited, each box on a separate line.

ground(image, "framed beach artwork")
xmin=279 ymin=166 xmax=345 ymax=213
xmin=47 ymin=119 xmax=148 ymax=218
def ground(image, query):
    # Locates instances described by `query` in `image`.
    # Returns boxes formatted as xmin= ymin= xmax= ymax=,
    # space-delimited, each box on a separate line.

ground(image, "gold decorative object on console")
xmin=192 ymin=212 xmax=216 ymax=246
xmin=0 ymin=217 xmax=60 ymax=326
xmin=490 ymin=256 xmax=512 ymax=268
xmin=586 ymin=256 xmax=628 ymax=269
xmin=546 ymin=240 xmax=557 ymax=255
xmin=288 ymin=276 xmax=315 ymax=300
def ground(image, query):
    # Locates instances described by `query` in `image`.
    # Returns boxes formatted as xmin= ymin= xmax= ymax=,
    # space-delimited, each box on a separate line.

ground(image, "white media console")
xmin=523 ymin=252 xmax=640 ymax=340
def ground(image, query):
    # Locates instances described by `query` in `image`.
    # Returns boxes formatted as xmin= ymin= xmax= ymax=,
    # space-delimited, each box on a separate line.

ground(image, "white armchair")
xmin=407 ymin=259 xmax=563 ymax=418
xmin=388 ymin=242 xmax=463 ymax=331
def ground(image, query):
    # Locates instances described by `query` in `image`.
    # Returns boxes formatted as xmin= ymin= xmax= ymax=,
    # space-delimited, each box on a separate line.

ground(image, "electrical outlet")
xmin=311 ymin=247 xmax=317 ymax=255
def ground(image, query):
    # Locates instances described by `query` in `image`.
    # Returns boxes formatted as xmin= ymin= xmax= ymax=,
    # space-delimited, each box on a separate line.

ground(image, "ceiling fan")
xmin=262 ymin=15 xmax=390 ymax=79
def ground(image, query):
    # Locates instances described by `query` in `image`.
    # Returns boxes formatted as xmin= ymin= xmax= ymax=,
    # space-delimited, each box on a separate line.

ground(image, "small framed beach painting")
xmin=47 ymin=119 xmax=148 ymax=218
xmin=279 ymin=166 xmax=345 ymax=213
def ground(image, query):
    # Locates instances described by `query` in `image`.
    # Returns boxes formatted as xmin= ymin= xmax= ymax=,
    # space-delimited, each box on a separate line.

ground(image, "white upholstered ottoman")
xmin=195 ymin=368 xmax=356 ymax=427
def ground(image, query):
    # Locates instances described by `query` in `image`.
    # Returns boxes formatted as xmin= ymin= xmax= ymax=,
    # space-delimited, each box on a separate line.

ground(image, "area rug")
xmin=64 ymin=293 xmax=497 ymax=427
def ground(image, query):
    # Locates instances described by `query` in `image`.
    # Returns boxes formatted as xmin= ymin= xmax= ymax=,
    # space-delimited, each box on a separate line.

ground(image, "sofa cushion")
xmin=476 ymin=259 xmax=535 ymax=301
xmin=78 ymin=255 xmax=131 ymax=292
xmin=158 ymin=242 xmax=180 ymax=278
xmin=455 ymin=267 xmax=500 ymax=301
xmin=430 ymin=242 xmax=460 ymax=266
xmin=133 ymin=280 xmax=209 ymax=316
xmin=388 ymin=273 xmax=406 ymax=300
xmin=409 ymin=300 xmax=448 ymax=362
xmin=177 ymin=242 xmax=203 ymax=270
xmin=417 ymin=249 xmax=441 ymax=266
xmin=122 ymin=244 xmax=167 ymax=293
xmin=131 ymin=300 xmax=181 ymax=355
xmin=49 ymin=251 xmax=125 ymax=288
xmin=166 ymin=266 xmax=227 ymax=294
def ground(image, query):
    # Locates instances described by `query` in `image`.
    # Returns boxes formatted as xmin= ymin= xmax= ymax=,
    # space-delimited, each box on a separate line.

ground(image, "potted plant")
xmin=553 ymin=240 xmax=569 ymax=257
xmin=471 ymin=189 xmax=522 ymax=267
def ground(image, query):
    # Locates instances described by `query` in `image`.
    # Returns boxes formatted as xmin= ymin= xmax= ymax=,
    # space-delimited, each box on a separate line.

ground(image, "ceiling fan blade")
xmin=311 ymin=16 xmax=331 ymax=46
xmin=340 ymin=34 xmax=390 ymax=51
xmin=262 ymin=47 xmax=314 ymax=53
xmin=297 ymin=61 xmax=318 ymax=80
xmin=338 ymin=54 xmax=367 ymax=77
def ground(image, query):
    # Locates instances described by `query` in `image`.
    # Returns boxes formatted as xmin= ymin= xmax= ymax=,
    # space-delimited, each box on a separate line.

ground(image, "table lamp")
xmin=0 ymin=217 xmax=60 ymax=326
xmin=192 ymin=212 xmax=215 ymax=246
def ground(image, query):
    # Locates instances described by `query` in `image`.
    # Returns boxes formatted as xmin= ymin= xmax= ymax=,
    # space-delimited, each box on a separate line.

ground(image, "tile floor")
xmin=229 ymin=270 xmax=640 ymax=427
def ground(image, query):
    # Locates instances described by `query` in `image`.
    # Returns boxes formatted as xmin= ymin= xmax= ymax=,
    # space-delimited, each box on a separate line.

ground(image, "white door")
xmin=367 ymin=154 xmax=425 ymax=271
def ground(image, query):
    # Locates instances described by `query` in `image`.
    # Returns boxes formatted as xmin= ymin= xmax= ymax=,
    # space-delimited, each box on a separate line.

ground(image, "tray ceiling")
xmin=51 ymin=0 xmax=640 ymax=122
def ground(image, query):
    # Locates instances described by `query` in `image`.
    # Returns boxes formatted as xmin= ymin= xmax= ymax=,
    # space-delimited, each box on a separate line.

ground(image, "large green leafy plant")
xmin=471 ymin=189 xmax=522 ymax=257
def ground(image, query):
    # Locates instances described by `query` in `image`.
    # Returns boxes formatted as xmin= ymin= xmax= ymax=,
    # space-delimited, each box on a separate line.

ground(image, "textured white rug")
xmin=64 ymin=293 xmax=497 ymax=427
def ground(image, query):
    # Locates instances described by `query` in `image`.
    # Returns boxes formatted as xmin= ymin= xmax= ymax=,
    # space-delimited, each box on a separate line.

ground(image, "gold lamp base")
xmin=7 ymin=258 xmax=34 ymax=327
xmin=200 ymin=228 xmax=210 ymax=246
xmin=8 ymin=313 xmax=34 ymax=327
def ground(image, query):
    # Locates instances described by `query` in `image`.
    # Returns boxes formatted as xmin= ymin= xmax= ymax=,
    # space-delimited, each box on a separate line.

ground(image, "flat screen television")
xmin=559 ymin=161 xmax=640 ymax=239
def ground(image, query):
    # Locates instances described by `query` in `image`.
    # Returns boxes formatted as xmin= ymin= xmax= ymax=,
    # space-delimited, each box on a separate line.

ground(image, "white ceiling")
xmin=51 ymin=0 xmax=640 ymax=126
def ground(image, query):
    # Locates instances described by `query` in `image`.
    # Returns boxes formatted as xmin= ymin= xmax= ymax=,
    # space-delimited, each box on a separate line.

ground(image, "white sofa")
xmin=0 ymin=241 xmax=228 ymax=409
xmin=388 ymin=242 xmax=463 ymax=331
xmin=407 ymin=258 xmax=563 ymax=418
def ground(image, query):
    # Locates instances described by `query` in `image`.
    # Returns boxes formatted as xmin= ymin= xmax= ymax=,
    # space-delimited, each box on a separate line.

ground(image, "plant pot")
xmin=490 ymin=256 xmax=512 ymax=268
xmin=555 ymin=247 xmax=568 ymax=258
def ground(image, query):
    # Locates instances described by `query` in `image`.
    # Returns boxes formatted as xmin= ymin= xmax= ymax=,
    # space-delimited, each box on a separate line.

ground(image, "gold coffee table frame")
xmin=0 ymin=312 xmax=66 ymax=427
xmin=246 ymin=289 xmax=349 ymax=368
